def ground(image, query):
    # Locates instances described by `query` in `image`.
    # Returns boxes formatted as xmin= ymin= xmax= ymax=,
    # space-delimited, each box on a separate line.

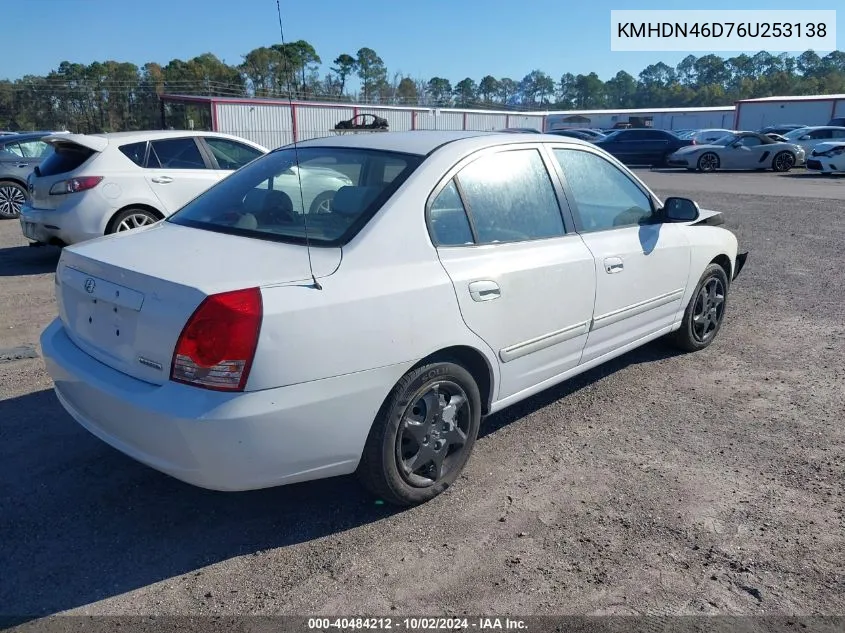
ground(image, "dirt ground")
xmin=0 ymin=169 xmax=843 ymax=621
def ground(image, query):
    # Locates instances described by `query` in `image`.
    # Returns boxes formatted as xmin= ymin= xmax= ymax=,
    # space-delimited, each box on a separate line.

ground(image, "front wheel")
xmin=772 ymin=151 xmax=795 ymax=172
xmin=697 ymin=152 xmax=720 ymax=172
xmin=667 ymin=263 xmax=729 ymax=353
xmin=309 ymin=190 xmax=335 ymax=214
xmin=357 ymin=361 xmax=482 ymax=506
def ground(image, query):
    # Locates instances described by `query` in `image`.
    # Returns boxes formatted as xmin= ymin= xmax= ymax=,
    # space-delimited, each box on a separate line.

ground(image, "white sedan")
xmin=806 ymin=142 xmax=845 ymax=174
xmin=40 ymin=131 xmax=748 ymax=506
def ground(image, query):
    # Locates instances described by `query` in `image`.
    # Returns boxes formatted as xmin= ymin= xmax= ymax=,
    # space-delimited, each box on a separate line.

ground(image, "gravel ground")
xmin=0 ymin=170 xmax=843 ymax=620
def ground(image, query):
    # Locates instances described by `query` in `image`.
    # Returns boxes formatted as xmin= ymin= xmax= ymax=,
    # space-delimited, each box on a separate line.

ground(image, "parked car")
xmin=758 ymin=124 xmax=807 ymax=136
xmin=0 ymin=132 xmax=56 ymax=219
xmin=689 ymin=129 xmax=736 ymax=145
xmin=806 ymin=142 xmax=845 ymax=174
xmin=666 ymin=131 xmax=805 ymax=172
xmin=547 ymin=129 xmax=603 ymax=142
xmin=499 ymin=127 xmax=542 ymax=134
xmin=40 ymin=130 xmax=747 ymax=506
xmin=19 ymin=130 xmax=271 ymax=247
xmin=550 ymin=128 xmax=606 ymax=141
xmin=781 ymin=126 xmax=845 ymax=155
xmin=592 ymin=128 xmax=693 ymax=166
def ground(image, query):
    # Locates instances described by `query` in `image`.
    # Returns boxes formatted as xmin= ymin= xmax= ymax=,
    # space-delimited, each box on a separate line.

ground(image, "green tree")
xmin=427 ymin=77 xmax=452 ymax=106
xmin=453 ymin=77 xmax=477 ymax=107
xmin=478 ymin=75 xmax=500 ymax=103
xmin=356 ymin=47 xmax=387 ymax=102
xmin=331 ymin=53 xmax=357 ymax=96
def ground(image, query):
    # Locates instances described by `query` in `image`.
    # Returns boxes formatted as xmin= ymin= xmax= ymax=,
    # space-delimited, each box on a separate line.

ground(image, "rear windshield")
xmin=167 ymin=146 xmax=424 ymax=246
xmin=38 ymin=143 xmax=95 ymax=177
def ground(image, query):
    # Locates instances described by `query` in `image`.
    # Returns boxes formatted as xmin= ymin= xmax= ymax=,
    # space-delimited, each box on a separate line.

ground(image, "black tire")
xmin=107 ymin=207 xmax=161 ymax=234
xmin=697 ymin=152 xmax=720 ymax=172
xmin=0 ymin=180 xmax=26 ymax=219
xmin=357 ymin=361 xmax=482 ymax=506
xmin=772 ymin=151 xmax=795 ymax=172
xmin=309 ymin=190 xmax=335 ymax=214
xmin=667 ymin=263 xmax=730 ymax=353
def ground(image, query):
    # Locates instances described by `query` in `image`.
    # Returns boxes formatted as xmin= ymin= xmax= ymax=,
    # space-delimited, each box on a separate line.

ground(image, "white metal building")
xmin=544 ymin=106 xmax=735 ymax=132
xmin=734 ymin=94 xmax=845 ymax=130
xmin=161 ymin=95 xmax=546 ymax=149
xmin=161 ymin=94 xmax=742 ymax=148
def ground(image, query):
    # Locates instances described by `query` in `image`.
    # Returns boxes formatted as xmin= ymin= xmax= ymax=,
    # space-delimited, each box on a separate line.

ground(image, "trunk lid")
xmin=30 ymin=135 xmax=103 ymax=210
xmin=56 ymin=221 xmax=341 ymax=385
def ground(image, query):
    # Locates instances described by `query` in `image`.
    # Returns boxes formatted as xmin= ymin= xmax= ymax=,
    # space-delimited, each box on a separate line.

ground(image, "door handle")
xmin=16 ymin=163 xmax=28 ymax=168
xmin=604 ymin=257 xmax=624 ymax=274
xmin=468 ymin=280 xmax=500 ymax=302
xmin=151 ymin=176 xmax=173 ymax=184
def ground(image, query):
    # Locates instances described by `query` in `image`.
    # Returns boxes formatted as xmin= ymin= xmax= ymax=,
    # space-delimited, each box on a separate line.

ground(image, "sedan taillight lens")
xmin=49 ymin=176 xmax=103 ymax=195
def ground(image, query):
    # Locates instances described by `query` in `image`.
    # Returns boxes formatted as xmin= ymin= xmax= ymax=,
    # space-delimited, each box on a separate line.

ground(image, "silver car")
xmin=667 ymin=132 xmax=805 ymax=172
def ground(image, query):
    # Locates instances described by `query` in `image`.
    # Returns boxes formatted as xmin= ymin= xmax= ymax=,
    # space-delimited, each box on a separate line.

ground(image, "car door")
xmin=641 ymin=130 xmax=671 ymax=164
xmin=144 ymin=137 xmax=220 ymax=214
xmin=549 ymin=145 xmax=691 ymax=364
xmin=429 ymin=145 xmax=597 ymax=400
xmin=721 ymin=135 xmax=765 ymax=169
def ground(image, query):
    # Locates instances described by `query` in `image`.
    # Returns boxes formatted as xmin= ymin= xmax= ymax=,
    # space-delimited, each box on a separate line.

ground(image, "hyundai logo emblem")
xmin=84 ymin=278 xmax=96 ymax=294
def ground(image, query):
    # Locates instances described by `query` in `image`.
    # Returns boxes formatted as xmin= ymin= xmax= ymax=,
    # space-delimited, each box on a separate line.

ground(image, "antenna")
xmin=276 ymin=0 xmax=322 ymax=290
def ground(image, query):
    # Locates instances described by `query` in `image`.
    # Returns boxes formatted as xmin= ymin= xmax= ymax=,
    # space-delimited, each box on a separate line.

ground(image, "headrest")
xmin=331 ymin=186 xmax=380 ymax=216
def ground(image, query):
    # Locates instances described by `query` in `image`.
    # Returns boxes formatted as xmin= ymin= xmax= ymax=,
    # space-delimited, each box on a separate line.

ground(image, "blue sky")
xmin=2 ymin=0 xmax=842 ymax=86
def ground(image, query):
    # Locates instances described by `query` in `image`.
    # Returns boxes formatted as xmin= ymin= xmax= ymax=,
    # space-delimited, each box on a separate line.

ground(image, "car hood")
xmin=811 ymin=142 xmax=845 ymax=153
xmin=671 ymin=144 xmax=717 ymax=155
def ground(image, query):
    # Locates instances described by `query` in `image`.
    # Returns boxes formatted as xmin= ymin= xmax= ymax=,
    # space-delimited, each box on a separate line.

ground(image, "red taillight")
xmin=170 ymin=287 xmax=263 ymax=392
xmin=49 ymin=176 xmax=103 ymax=195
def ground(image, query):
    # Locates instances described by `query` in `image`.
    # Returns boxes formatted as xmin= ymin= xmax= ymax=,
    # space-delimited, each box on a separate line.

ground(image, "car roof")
xmin=287 ymin=130 xmax=595 ymax=156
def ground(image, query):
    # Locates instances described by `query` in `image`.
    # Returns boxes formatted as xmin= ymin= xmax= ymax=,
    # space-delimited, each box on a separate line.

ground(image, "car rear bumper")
xmin=19 ymin=195 xmax=113 ymax=246
xmin=41 ymin=318 xmax=399 ymax=491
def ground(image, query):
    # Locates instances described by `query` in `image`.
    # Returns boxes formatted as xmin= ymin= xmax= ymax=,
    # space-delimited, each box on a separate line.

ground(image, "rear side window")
xmin=148 ymin=138 xmax=206 ymax=169
xmin=429 ymin=180 xmax=473 ymax=246
xmin=119 ymin=141 xmax=148 ymax=167
xmin=204 ymin=137 xmax=263 ymax=170
xmin=454 ymin=149 xmax=565 ymax=244
xmin=37 ymin=143 xmax=95 ymax=177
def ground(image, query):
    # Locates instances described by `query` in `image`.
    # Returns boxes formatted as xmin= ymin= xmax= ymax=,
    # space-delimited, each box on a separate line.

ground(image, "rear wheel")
xmin=108 ymin=208 xmax=161 ymax=234
xmin=697 ymin=152 xmax=720 ymax=172
xmin=357 ymin=361 xmax=482 ymax=506
xmin=0 ymin=180 xmax=26 ymax=219
xmin=772 ymin=151 xmax=795 ymax=172
xmin=667 ymin=263 xmax=729 ymax=352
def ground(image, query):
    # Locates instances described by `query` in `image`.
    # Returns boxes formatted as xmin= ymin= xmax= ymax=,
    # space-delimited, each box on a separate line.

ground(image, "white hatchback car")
xmin=806 ymin=142 xmax=845 ymax=174
xmin=18 ymin=131 xmax=274 ymax=246
xmin=40 ymin=131 xmax=748 ymax=506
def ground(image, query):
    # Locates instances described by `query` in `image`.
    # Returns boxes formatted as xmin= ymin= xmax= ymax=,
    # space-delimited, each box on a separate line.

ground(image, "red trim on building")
xmin=732 ymin=100 xmax=740 ymax=129
xmin=210 ymin=99 xmax=218 ymax=131
xmin=353 ymin=106 xmax=359 ymax=119
xmin=291 ymin=104 xmax=298 ymax=143
xmin=505 ymin=114 xmax=510 ymax=128
xmin=831 ymin=100 xmax=839 ymax=121
xmin=462 ymin=112 xmax=467 ymax=130
xmin=411 ymin=110 xmax=416 ymax=130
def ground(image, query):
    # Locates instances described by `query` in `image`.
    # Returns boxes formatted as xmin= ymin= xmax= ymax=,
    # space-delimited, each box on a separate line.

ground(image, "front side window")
xmin=168 ymin=147 xmax=422 ymax=246
xmin=204 ymin=137 xmax=264 ymax=170
xmin=148 ymin=138 xmax=207 ymax=169
xmin=553 ymin=148 xmax=655 ymax=232
xmin=455 ymin=149 xmax=565 ymax=244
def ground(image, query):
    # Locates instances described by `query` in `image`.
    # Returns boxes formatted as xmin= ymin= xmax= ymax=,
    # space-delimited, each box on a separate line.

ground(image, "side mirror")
xmin=663 ymin=197 xmax=700 ymax=222
xmin=800 ymin=135 xmax=811 ymax=141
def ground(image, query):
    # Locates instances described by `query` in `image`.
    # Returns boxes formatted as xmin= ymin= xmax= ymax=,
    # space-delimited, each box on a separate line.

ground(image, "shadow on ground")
xmin=0 ymin=245 xmax=61 ymax=277
xmin=0 ymin=340 xmax=681 ymax=619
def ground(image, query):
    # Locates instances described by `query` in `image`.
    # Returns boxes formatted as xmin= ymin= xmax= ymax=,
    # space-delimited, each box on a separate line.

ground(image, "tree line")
xmin=2 ymin=43 xmax=845 ymax=133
